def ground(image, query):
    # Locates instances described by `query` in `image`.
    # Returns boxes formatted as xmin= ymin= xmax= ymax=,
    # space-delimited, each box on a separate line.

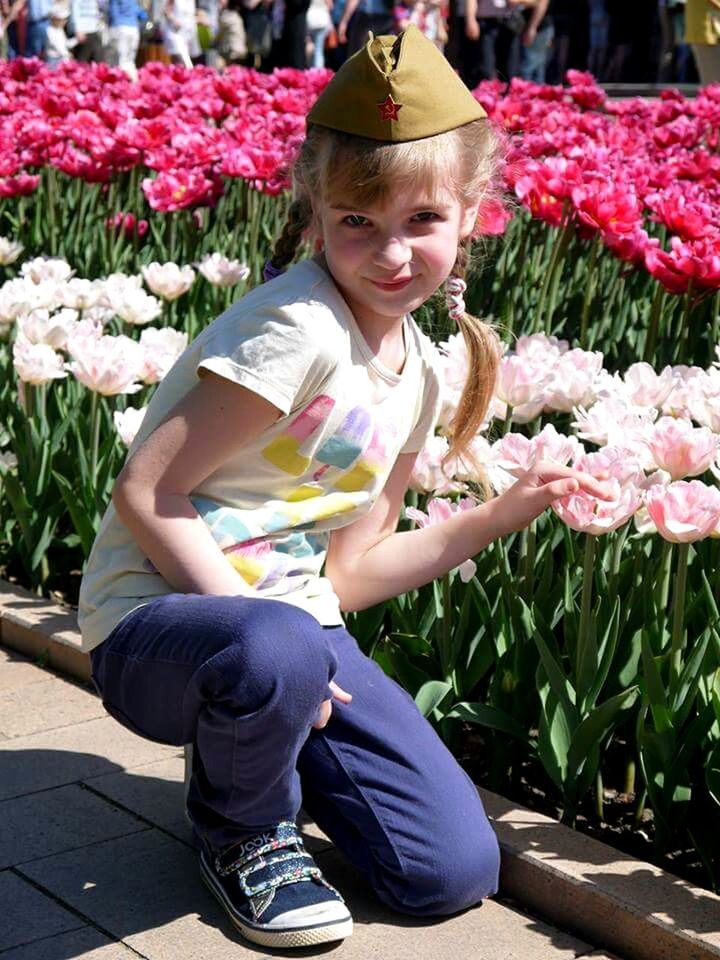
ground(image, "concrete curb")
xmin=1 ymin=578 xmax=719 ymax=960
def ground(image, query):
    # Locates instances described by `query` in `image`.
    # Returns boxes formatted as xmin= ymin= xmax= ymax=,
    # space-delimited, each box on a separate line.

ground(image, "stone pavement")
xmin=0 ymin=645 xmax=622 ymax=960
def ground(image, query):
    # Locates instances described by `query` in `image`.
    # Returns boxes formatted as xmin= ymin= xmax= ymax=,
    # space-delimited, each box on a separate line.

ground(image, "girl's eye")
xmin=412 ymin=211 xmax=439 ymax=222
xmin=343 ymin=214 xmax=369 ymax=227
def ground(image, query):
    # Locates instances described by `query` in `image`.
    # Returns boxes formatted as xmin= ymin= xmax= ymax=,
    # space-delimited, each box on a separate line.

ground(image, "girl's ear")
xmin=460 ymin=199 xmax=482 ymax=240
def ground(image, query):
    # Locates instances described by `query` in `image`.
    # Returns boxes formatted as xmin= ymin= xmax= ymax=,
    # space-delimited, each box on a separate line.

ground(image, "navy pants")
xmin=90 ymin=593 xmax=500 ymax=917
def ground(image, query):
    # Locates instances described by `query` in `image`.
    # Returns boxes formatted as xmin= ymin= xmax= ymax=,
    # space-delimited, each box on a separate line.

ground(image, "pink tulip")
xmin=405 ymin=497 xmax=477 ymax=582
xmin=551 ymin=447 xmax=644 ymax=535
xmin=645 ymin=416 xmax=718 ymax=480
xmin=644 ymin=480 xmax=720 ymax=542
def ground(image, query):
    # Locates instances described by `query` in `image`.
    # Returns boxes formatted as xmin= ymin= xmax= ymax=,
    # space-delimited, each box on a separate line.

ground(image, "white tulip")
xmin=141 ymin=261 xmax=196 ymax=301
xmin=198 ymin=253 xmax=250 ymax=287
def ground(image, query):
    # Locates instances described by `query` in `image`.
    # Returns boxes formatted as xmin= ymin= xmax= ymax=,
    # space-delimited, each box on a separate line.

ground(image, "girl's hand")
xmin=496 ymin=460 xmax=615 ymax=535
xmin=312 ymin=680 xmax=352 ymax=730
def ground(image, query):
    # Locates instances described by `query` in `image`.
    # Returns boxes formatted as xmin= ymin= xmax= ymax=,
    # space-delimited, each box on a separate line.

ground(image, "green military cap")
xmin=307 ymin=23 xmax=487 ymax=142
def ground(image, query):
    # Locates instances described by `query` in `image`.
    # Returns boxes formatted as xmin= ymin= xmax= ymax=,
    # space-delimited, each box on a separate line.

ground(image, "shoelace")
xmin=214 ymin=822 xmax=335 ymax=899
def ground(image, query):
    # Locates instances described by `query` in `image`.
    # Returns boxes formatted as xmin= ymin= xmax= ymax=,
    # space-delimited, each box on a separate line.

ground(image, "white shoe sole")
xmin=199 ymin=852 xmax=354 ymax=949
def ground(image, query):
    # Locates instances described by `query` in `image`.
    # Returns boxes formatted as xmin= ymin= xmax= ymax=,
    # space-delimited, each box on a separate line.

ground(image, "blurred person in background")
xmin=587 ymin=0 xmax=607 ymax=76
xmin=69 ymin=0 xmax=103 ymax=59
xmin=337 ymin=0 xmax=394 ymax=56
xmin=686 ymin=0 xmax=720 ymax=81
xmin=108 ymin=0 xmax=144 ymax=76
xmin=215 ymin=0 xmax=247 ymax=63
xmin=240 ymin=0 xmax=273 ymax=68
xmin=658 ymin=0 xmax=693 ymax=81
xmin=519 ymin=0 xmax=552 ymax=82
xmin=272 ymin=0 xmax=310 ymax=67
xmin=45 ymin=0 xmax=78 ymax=61
xmin=6 ymin=0 xmax=51 ymax=56
xmin=162 ymin=0 xmax=200 ymax=63
xmin=305 ymin=0 xmax=330 ymax=65
xmin=546 ymin=0 xmax=587 ymax=81
xmin=461 ymin=0 xmax=523 ymax=87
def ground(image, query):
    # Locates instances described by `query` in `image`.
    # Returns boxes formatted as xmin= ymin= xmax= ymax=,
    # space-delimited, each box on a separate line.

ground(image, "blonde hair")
xmin=269 ymin=120 xmax=505 ymax=500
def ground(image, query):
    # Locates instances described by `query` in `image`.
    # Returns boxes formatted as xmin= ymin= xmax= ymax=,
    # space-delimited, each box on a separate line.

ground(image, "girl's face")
xmin=316 ymin=182 xmax=478 ymax=332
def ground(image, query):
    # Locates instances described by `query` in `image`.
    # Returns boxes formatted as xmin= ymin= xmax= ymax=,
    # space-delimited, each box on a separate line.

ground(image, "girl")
xmin=80 ymin=24 xmax=612 ymax=951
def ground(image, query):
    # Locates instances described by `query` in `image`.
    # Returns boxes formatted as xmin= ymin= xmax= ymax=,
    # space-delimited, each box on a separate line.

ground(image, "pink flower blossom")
xmin=551 ymin=447 xmax=644 ymax=535
xmin=644 ymin=480 xmax=720 ymax=542
xmin=405 ymin=497 xmax=478 ymax=581
xmin=645 ymin=415 xmax=718 ymax=479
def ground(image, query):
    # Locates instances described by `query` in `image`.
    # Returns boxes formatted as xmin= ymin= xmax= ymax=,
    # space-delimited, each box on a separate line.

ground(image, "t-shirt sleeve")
xmin=196 ymin=303 xmax=336 ymax=417
xmin=400 ymin=355 xmax=443 ymax=455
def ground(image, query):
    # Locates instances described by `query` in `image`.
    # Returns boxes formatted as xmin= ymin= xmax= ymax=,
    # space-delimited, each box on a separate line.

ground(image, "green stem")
xmin=643 ymin=283 xmax=665 ymax=364
xmin=669 ymin=542 xmax=690 ymax=687
xmin=441 ymin=572 xmax=453 ymax=681
xmin=595 ymin=768 xmax=604 ymax=821
xmin=576 ymin=534 xmax=596 ymax=691
xmin=90 ymin=390 xmax=101 ymax=482
xmin=677 ymin=282 xmax=695 ymax=366
xmin=624 ymin=758 xmax=636 ymax=795
xmin=579 ymin=236 xmax=602 ymax=350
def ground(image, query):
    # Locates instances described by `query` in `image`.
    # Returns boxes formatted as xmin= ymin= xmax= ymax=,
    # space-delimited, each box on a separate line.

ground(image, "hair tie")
xmin=446 ymin=276 xmax=467 ymax=321
xmin=262 ymin=259 xmax=285 ymax=283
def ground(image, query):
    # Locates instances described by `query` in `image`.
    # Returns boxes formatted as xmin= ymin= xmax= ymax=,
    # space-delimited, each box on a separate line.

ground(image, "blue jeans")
xmin=520 ymin=21 xmax=554 ymax=84
xmin=90 ymin=593 xmax=500 ymax=916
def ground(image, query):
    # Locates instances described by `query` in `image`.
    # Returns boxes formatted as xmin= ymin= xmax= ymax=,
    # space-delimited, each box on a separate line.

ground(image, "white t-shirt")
xmin=78 ymin=257 xmax=443 ymax=653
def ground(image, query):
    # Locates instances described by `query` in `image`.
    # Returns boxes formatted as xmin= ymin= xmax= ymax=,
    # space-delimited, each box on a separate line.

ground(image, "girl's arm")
xmin=325 ymin=451 xmax=612 ymax=612
xmin=112 ymin=372 xmax=283 ymax=597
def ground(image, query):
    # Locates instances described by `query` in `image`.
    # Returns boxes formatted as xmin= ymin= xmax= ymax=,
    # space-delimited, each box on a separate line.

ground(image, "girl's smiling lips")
xmin=369 ymin=276 xmax=414 ymax=291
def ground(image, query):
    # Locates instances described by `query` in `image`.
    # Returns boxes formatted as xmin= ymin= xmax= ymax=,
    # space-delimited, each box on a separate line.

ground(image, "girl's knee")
xmin=377 ymin=822 xmax=500 ymax=917
xmin=206 ymin=599 xmax=337 ymax=710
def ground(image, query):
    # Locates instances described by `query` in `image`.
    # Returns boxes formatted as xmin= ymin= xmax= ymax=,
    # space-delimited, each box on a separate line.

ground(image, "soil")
xmin=458 ymin=728 xmax=716 ymax=893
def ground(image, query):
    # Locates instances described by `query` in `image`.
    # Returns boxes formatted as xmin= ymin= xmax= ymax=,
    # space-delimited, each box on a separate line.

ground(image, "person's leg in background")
xmin=308 ymin=23 xmax=328 ymax=66
xmin=25 ymin=16 xmax=48 ymax=55
xmin=297 ymin=626 xmax=500 ymax=917
xmin=520 ymin=18 xmax=554 ymax=82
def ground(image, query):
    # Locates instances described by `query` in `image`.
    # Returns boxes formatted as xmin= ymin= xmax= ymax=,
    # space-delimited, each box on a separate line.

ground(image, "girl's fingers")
xmin=312 ymin=699 xmax=332 ymax=730
xmin=329 ymin=679 xmax=352 ymax=703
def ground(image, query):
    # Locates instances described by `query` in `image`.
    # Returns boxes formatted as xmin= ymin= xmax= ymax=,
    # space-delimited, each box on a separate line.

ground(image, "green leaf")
xmin=567 ymin=686 xmax=639 ymax=780
xmin=585 ymin=598 xmax=621 ymax=710
xmin=383 ymin=638 xmax=432 ymax=698
xmin=527 ymin=599 xmax=577 ymax=719
xmin=447 ymin=701 xmax=531 ymax=745
xmin=707 ymin=740 xmax=720 ymax=809
xmin=415 ymin=681 xmax=452 ymax=717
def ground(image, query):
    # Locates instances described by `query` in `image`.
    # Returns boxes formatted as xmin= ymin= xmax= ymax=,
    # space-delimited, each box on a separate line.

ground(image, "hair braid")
xmin=269 ymin=197 xmax=313 ymax=273
xmin=442 ymin=240 xmax=501 ymax=501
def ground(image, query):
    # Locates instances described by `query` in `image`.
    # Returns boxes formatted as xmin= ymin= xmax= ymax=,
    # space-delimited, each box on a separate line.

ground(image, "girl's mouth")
xmin=369 ymin=276 xmax=414 ymax=291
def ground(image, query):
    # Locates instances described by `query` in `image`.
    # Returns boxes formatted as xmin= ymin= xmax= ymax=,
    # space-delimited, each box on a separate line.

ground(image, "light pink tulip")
xmin=138 ymin=326 xmax=188 ymax=384
xmin=408 ymin=435 xmax=464 ymax=496
xmin=12 ymin=333 xmax=68 ymax=385
xmin=141 ymin=262 xmax=196 ymax=301
xmin=645 ymin=415 xmax=718 ymax=480
xmin=644 ymin=480 xmax=720 ymax=543
xmin=495 ymin=354 xmax=550 ymax=410
xmin=65 ymin=334 xmax=145 ymax=395
xmin=113 ymin=406 xmax=147 ymax=447
xmin=544 ymin=348 xmax=605 ymax=413
xmin=406 ymin=497 xmax=477 ymax=581
xmin=621 ymin=362 xmax=676 ymax=408
xmin=551 ymin=446 xmax=644 ymax=535
xmin=513 ymin=333 xmax=569 ymax=364
xmin=571 ymin=396 xmax=657 ymax=448
xmin=661 ymin=366 xmax=707 ymax=418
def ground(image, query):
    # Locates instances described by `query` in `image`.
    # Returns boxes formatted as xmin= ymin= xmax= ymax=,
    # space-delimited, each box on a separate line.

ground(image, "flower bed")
xmin=1 ymin=59 xmax=720 ymax=890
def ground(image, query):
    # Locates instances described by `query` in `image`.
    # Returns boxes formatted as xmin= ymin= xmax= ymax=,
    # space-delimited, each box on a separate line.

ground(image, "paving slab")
xmin=0 ymin=676 xmax=105 ymax=738
xmin=0 ymin=782 xmax=149 ymax=870
xmin=0 ymin=716 xmax=179 ymax=801
xmin=313 ymin=847 xmax=595 ymax=960
xmin=0 ymin=646 xmax=52 ymax=691
xmin=0 ymin=927 xmax=138 ymax=960
xmin=83 ymin=754 xmax=333 ymax=855
xmin=0 ymin=870 xmax=85 ymax=953
xmin=17 ymin=826 xmax=597 ymax=960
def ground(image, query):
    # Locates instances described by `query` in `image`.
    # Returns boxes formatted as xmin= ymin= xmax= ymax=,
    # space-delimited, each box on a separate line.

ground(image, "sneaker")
xmin=199 ymin=821 xmax=353 ymax=948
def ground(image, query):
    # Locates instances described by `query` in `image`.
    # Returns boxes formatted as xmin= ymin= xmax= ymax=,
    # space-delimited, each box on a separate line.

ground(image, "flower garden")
xmin=1 ymin=56 xmax=720 ymax=889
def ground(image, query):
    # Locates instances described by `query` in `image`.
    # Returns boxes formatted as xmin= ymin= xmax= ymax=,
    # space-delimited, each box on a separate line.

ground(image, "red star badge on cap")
xmin=377 ymin=94 xmax=402 ymax=122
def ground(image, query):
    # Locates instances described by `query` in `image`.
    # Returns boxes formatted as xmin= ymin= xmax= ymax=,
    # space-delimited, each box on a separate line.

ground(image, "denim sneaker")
xmin=199 ymin=821 xmax=353 ymax=948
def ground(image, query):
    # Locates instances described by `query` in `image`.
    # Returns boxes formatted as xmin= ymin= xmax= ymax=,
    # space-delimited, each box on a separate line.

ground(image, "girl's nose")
xmin=372 ymin=235 xmax=412 ymax=269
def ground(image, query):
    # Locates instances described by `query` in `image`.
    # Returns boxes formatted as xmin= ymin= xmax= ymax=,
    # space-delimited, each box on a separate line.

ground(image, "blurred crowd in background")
xmin=1 ymin=0 xmax=719 ymax=85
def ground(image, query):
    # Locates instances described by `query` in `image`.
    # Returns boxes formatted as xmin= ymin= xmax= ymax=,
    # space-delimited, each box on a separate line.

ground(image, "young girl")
xmin=79 ymin=24 xmax=611 ymax=951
